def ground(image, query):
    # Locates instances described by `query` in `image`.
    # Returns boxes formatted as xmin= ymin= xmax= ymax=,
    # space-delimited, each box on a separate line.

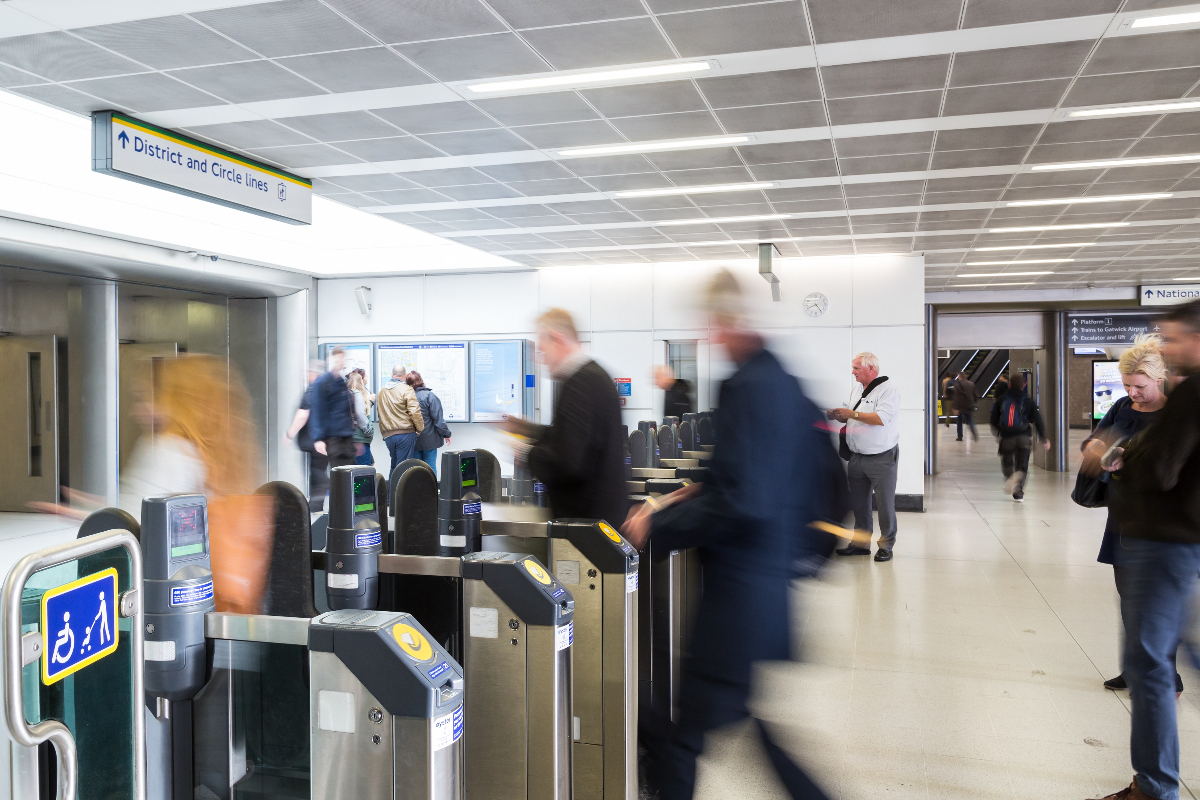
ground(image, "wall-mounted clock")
xmin=803 ymin=292 xmax=828 ymax=317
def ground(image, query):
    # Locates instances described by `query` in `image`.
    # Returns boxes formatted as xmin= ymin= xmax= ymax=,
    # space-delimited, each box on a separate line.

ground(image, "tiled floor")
xmin=695 ymin=425 xmax=1200 ymax=800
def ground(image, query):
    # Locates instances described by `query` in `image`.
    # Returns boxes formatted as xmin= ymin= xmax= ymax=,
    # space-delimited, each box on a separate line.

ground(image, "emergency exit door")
xmin=0 ymin=336 xmax=58 ymax=510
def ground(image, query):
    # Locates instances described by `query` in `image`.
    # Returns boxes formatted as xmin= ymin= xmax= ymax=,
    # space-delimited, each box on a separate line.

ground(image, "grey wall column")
xmin=68 ymin=283 xmax=118 ymax=505
xmin=229 ymin=298 xmax=269 ymax=488
xmin=1050 ymin=311 xmax=1068 ymax=472
xmin=271 ymin=289 xmax=309 ymax=489
xmin=925 ymin=303 xmax=938 ymax=476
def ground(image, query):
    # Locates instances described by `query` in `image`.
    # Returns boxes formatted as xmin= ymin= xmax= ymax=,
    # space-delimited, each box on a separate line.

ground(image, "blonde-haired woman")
xmin=346 ymin=370 xmax=375 ymax=467
xmin=1081 ymin=335 xmax=1173 ymax=691
xmin=119 ymin=355 xmax=273 ymax=614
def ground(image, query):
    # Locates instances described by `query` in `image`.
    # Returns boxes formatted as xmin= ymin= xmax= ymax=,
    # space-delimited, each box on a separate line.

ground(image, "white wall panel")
xmin=851 ymin=325 xmax=925 ymax=411
xmin=771 ymin=327 xmax=854 ymax=410
xmin=590 ymin=331 xmax=654 ymax=411
xmin=853 ymin=255 xmax=925 ymax=326
xmin=317 ymin=276 xmax=423 ymax=338
xmin=425 ymin=271 xmax=537 ymax=335
xmin=653 ymin=263 xmax=711 ymax=331
xmin=538 ymin=266 xmax=591 ymax=333
xmin=768 ymin=258 xmax=854 ymax=329
xmin=896 ymin=410 xmax=925 ymax=496
xmin=592 ymin=264 xmax=653 ymax=331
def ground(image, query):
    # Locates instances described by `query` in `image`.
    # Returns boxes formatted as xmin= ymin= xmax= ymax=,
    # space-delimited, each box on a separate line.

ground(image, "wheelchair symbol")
xmin=278 ymin=182 xmax=286 ymax=201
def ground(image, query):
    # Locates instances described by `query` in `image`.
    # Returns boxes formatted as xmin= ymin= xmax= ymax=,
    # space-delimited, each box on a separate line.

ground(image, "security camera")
xmin=210 ymin=255 xmax=218 ymax=262
xmin=355 ymin=286 xmax=372 ymax=315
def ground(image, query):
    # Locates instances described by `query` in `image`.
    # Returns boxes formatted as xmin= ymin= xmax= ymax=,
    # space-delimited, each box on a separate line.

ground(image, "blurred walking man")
xmin=948 ymin=371 xmax=979 ymax=441
xmin=1093 ymin=298 xmax=1200 ymax=800
xmin=624 ymin=269 xmax=831 ymax=800
xmin=504 ymin=308 xmax=628 ymax=528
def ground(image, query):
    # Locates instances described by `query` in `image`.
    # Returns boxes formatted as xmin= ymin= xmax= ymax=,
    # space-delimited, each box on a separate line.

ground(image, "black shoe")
xmin=1103 ymin=674 xmax=1127 ymax=690
xmin=836 ymin=546 xmax=871 ymax=556
xmin=955 ymin=437 xmax=964 ymax=441
xmin=1178 ymin=673 xmax=1184 ymax=693
xmin=874 ymin=548 xmax=893 ymax=562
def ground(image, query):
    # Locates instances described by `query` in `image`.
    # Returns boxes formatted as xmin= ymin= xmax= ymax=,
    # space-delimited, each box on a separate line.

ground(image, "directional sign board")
xmin=41 ymin=568 xmax=119 ymax=685
xmin=1067 ymin=313 xmax=1164 ymax=347
xmin=92 ymin=111 xmax=312 ymax=224
xmin=1141 ymin=285 xmax=1200 ymax=306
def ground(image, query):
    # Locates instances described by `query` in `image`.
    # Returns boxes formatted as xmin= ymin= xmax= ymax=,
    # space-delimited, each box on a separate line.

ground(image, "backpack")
xmin=998 ymin=395 xmax=1028 ymax=434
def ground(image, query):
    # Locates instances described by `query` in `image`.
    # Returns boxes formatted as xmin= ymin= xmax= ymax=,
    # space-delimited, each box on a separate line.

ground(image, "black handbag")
xmin=839 ymin=376 xmax=889 ymax=461
xmin=1071 ymin=470 xmax=1108 ymax=508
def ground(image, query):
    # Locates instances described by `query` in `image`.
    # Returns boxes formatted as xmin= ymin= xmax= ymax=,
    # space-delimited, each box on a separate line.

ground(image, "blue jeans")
xmin=956 ymin=410 xmax=976 ymax=439
xmin=1123 ymin=536 xmax=1200 ymax=800
xmin=385 ymin=433 xmax=418 ymax=481
xmin=415 ymin=448 xmax=438 ymax=477
xmin=354 ymin=442 xmax=374 ymax=466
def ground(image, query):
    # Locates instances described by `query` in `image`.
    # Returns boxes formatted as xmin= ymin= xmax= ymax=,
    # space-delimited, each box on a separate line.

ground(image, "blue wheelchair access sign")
xmin=41 ymin=568 xmax=120 ymax=685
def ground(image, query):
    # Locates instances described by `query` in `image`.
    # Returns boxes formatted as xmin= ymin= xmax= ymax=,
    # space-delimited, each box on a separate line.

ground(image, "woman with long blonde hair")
xmin=1080 ymin=334 xmax=1174 ymax=691
xmin=345 ymin=370 xmax=375 ymax=466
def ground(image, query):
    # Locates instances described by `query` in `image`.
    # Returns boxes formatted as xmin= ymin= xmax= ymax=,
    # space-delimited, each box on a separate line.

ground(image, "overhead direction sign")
xmin=1067 ymin=313 xmax=1164 ymax=347
xmin=92 ymin=111 xmax=312 ymax=224
xmin=1141 ymin=285 xmax=1200 ymax=306
xmin=41 ymin=568 xmax=120 ymax=685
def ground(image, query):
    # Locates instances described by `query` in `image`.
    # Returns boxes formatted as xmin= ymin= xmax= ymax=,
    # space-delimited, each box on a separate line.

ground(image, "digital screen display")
xmin=460 ymin=456 xmax=477 ymax=488
xmin=170 ymin=504 xmax=206 ymax=559
xmin=1093 ymin=361 xmax=1126 ymax=420
xmin=353 ymin=475 xmax=375 ymax=514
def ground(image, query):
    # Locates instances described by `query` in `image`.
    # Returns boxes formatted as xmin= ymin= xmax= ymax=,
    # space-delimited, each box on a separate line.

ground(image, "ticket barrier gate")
xmin=2 ymin=527 xmax=146 ymax=800
xmin=323 ymin=461 xmax=576 ymax=800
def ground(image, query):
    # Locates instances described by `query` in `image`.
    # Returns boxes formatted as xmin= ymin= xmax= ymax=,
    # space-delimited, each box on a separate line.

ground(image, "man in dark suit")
xmin=948 ymin=371 xmax=979 ymax=442
xmin=624 ymin=269 xmax=831 ymax=800
xmin=504 ymin=308 xmax=629 ymax=529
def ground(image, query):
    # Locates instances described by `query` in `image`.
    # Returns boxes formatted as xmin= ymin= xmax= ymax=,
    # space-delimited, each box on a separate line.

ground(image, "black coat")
xmin=527 ymin=359 xmax=630 ymax=529
xmin=1116 ymin=373 xmax=1200 ymax=544
xmin=649 ymin=348 xmax=829 ymax=685
xmin=663 ymin=379 xmax=694 ymax=421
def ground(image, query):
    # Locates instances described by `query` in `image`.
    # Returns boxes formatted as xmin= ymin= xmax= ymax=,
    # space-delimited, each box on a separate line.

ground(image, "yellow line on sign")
xmin=115 ymin=118 xmax=311 ymax=188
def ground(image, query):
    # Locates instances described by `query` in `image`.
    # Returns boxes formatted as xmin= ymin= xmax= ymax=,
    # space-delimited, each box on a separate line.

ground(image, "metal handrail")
xmin=2 ymin=529 xmax=146 ymax=800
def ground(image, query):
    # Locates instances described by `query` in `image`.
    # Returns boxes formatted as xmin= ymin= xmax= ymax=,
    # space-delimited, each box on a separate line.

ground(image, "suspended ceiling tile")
xmin=188 ymin=119 xmax=315 ymax=149
xmin=520 ymin=18 xmax=674 ymax=71
xmin=418 ymin=128 xmax=536 ymax=156
xmin=491 ymin=0 xmax=646 ymax=27
xmin=657 ymin=2 xmax=811 ymax=56
xmin=325 ymin=173 xmax=422 ymax=192
xmin=929 ymin=146 xmax=1027 ymax=169
xmin=0 ymin=31 xmax=145 ymax=82
xmin=839 ymin=153 xmax=931 ymax=175
xmin=72 ymin=16 xmax=258 ymax=70
xmin=70 ymin=72 xmax=219 ymax=112
xmin=403 ymin=167 xmax=496 ymax=187
xmin=739 ymin=140 xmax=835 ymax=165
xmin=646 ymin=148 xmax=747 ymax=170
xmin=827 ymin=90 xmax=942 ymax=126
xmin=1085 ymin=28 xmax=1200 ymax=74
xmin=511 ymin=120 xmax=624 ymax=149
xmin=747 ymin=160 xmax=840 ymax=181
xmin=477 ymin=161 xmax=576 ymax=182
xmin=608 ymin=110 xmax=723 ymax=140
xmin=1067 ymin=67 xmax=1200 ymax=107
xmin=277 ymin=48 xmax=433 ymax=94
xmin=581 ymin=80 xmax=709 ymax=118
xmin=950 ymin=41 xmax=1092 ymax=86
xmin=247 ymin=143 xmax=362 ymax=168
xmin=507 ymin=177 xmax=598 ymax=194
xmin=367 ymin=188 xmax=454 ymax=204
xmin=561 ymin=154 xmax=657 ymax=177
xmin=9 ymin=83 xmax=110 ymax=115
xmin=715 ymin=101 xmax=826 ymax=133
xmin=806 ymin=0 xmax=961 ymax=43
xmin=474 ymin=91 xmax=600 ymax=127
xmin=192 ymin=0 xmax=376 ymax=58
xmin=395 ymin=33 xmax=547 ymax=82
xmin=325 ymin=0 xmax=507 ymax=42
xmin=334 ymin=135 xmax=442 ymax=160
xmin=169 ymin=60 xmax=321 ymax=104
xmin=371 ymin=102 xmax=499 ymax=135
xmin=277 ymin=110 xmax=400 ymax=141
xmin=1039 ymin=117 xmax=1155 ymax=144
xmin=436 ymin=183 xmax=524 ymax=201
xmin=1025 ymin=139 xmax=1137 ymax=163
xmin=822 ymin=55 xmax=951 ymax=98
xmin=942 ymin=78 xmax=1071 ymax=116
xmin=838 ymin=132 xmax=936 ymax=158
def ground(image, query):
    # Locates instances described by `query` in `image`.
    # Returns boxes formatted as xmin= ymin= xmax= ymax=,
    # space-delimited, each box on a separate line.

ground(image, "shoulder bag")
xmin=839 ymin=376 xmax=889 ymax=461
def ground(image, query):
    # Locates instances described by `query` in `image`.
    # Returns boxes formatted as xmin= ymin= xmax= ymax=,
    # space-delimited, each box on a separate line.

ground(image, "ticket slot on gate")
xmin=137 ymin=494 xmax=215 ymax=800
xmin=481 ymin=518 xmax=638 ymax=800
xmin=309 ymin=610 xmax=465 ymax=800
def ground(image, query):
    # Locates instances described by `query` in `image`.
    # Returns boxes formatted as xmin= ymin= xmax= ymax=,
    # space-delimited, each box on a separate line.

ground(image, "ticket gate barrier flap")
xmin=3 ymin=529 xmax=147 ymax=800
xmin=309 ymin=610 xmax=464 ymax=800
xmin=326 ymin=466 xmax=384 ymax=611
xmin=481 ymin=520 xmax=638 ymax=800
xmin=437 ymin=451 xmax=483 ymax=557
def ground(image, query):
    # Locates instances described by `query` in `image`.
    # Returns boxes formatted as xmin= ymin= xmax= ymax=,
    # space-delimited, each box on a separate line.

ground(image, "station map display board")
xmin=377 ymin=343 xmax=468 ymax=422
xmin=471 ymin=341 xmax=523 ymax=422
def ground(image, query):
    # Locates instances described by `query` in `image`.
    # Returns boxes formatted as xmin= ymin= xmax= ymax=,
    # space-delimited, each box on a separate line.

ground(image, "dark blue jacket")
xmin=309 ymin=370 xmax=353 ymax=443
xmin=649 ymin=348 xmax=827 ymax=685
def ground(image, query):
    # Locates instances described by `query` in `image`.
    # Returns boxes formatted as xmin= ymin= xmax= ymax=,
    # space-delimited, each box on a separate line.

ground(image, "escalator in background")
xmin=937 ymin=349 xmax=1010 ymax=422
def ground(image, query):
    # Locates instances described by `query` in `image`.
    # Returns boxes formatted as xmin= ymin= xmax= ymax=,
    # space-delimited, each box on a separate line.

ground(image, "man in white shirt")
xmin=826 ymin=352 xmax=902 ymax=562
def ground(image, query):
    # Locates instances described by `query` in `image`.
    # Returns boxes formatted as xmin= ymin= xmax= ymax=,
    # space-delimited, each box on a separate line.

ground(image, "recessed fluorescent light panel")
xmin=988 ymin=222 xmax=1131 ymax=232
xmin=1128 ymin=10 xmax=1200 ymax=28
xmin=958 ymin=271 xmax=1055 ymax=277
xmin=951 ymin=282 xmax=1034 ymax=287
xmin=653 ymin=213 xmax=791 ymax=227
xmin=973 ymin=243 xmax=1095 ymax=251
xmin=1031 ymin=154 xmax=1200 ymax=171
xmin=1173 ymin=276 xmax=1200 ymax=281
xmin=558 ymin=135 xmax=751 ymax=157
xmin=466 ymin=61 xmax=711 ymax=93
xmin=964 ymin=259 xmax=1073 ymax=266
xmin=614 ymin=181 xmax=775 ymax=198
xmin=1007 ymin=193 xmax=1172 ymax=207
xmin=1069 ymin=100 xmax=1200 ymax=118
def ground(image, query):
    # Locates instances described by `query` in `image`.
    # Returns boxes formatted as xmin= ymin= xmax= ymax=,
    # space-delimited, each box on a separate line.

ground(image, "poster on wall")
xmin=1093 ymin=360 xmax=1125 ymax=420
xmin=322 ymin=343 xmax=372 ymax=390
xmin=377 ymin=343 xmax=468 ymax=422
xmin=471 ymin=341 xmax=524 ymax=422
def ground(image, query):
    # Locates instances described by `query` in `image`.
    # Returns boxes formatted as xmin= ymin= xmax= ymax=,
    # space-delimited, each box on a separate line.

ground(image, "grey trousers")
xmin=847 ymin=446 xmax=899 ymax=550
